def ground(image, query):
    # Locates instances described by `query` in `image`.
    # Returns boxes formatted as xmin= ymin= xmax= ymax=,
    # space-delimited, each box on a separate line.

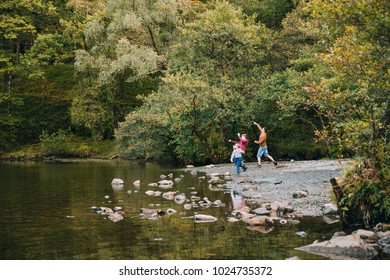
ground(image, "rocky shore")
xmin=191 ymin=159 xmax=349 ymax=216
xmin=189 ymin=159 xmax=390 ymax=260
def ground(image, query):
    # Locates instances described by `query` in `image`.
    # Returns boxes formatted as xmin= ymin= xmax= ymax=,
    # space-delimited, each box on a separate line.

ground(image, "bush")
xmin=39 ymin=129 xmax=71 ymax=156
xmin=70 ymin=144 xmax=98 ymax=158
xmin=338 ymin=161 xmax=390 ymax=228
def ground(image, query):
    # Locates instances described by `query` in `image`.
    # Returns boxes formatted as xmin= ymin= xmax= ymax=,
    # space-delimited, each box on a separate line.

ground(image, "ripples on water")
xmin=0 ymin=161 xmax=339 ymax=260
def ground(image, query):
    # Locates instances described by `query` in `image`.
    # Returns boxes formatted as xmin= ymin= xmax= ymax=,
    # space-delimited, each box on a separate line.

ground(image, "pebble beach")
xmin=190 ymin=159 xmax=351 ymax=216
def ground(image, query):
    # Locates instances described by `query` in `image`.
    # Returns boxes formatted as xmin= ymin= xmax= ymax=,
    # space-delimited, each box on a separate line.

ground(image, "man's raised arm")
xmin=253 ymin=121 xmax=262 ymax=131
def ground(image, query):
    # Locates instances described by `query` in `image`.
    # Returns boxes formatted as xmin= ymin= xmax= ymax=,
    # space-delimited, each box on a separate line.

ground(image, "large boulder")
xmin=253 ymin=207 xmax=271 ymax=216
xmin=244 ymin=215 xmax=274 ymax=226
xmin=321 ymin=203 xmax=338 ymax=215
xmin=295 ymin=233 xmax=378 ymax=260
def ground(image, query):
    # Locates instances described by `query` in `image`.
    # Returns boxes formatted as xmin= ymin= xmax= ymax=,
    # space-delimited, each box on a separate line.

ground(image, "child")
xmin=229 ymin=133 xmax=249 ymax=151
xmin=230 ymin=143 xmax=247 ymax=175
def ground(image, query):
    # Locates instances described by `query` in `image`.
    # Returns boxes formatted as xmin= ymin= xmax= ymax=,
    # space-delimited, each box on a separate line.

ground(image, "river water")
xmin=0 ymin=161 xmax=340 ymax=260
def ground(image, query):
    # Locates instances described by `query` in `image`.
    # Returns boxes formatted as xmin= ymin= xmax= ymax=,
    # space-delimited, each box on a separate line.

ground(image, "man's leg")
xmin=257 ymin=147 xmax=264 ymax=166
xmin=267 ymin=155 xmax=277 ymax=166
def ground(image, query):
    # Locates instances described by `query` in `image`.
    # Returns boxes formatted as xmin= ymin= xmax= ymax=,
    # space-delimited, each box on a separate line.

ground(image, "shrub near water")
xmin=338 ymin=160 xmax=390 ymax=228
xmin=39 ymin=129 xmax=71 ymax=157
xmin=39 ymin=129 xmax=115 ymax=158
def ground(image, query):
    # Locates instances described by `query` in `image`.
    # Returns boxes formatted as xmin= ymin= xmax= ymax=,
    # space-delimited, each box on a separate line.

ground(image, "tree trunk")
xmin=7 ymin=70 xmax=12 ymax=115
xmin=147 ymin=25 xmax=160 ymax=56
xmin=16 ymin=39 xmax=21 ymax=64
xmin=380 ymin=101 xmax=390 ymax=141
xmin=330 ymin=177 xmax=349 ymax=227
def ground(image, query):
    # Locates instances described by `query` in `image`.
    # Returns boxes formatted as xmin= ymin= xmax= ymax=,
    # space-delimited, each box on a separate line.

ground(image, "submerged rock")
xmin=162 ymin=191 xmax=177 ymax=200
xmin=184 ymin=204 xmax=192 ymax=210
xmin=174 ymin=193 xmax=186 ymax=204
xmin=108 ymin=212 xmax=124 ymax=222
xmin=140 ymin=208 xmax=165 ymax=216
xmin=210 ymin=199 xmax=224 ymax=207
xmin=167 ymin=208 xmax=177 ymax=215
xmin=285 ymin=256 xmax=300 ymax=260
xmin=208 ymin=178 xmax=225 ymax=185
xmin=194 ymin=214 xmax=218 ymax=223
xmin=111 ymin=178 xmax=124 ymax=185
xmin=158 ymin=179 xmax=174 ymax=185
xmin=227 ymin=217 xmax=240 ymax=223
xmin=133 ymin=180 xmax=140 ymax=186
xmin=323 ymin=215 xmax=339 ymax=224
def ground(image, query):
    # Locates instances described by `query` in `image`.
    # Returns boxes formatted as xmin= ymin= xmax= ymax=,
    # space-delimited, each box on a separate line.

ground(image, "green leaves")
xmin=301 ymin=0 xmax=390 ymax=225
xmin=116 ymin=1 xmax=275 ymax=163
xmin=170 ymin=1 xmax=271 ymax=77
xmin=305 ymin=0 xmax=389 ymax=159
xmin=73 ymin=0 xmax=192 ymax=139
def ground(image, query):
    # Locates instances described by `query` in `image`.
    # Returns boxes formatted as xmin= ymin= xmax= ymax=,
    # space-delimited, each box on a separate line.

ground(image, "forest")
xmin=0 ymin=0 xmax=389 ymax=226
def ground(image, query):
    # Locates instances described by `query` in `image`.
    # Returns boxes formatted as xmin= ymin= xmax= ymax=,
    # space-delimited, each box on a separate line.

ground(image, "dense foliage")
xmin=0 ymin=0 xmax=389 ymax=225
xmin=304 ymin=0 xmax=390 ymax=227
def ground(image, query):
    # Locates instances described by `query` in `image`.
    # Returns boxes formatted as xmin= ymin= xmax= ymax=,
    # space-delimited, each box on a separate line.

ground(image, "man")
xmin=253 ymin=121 xmax=277 ymax=167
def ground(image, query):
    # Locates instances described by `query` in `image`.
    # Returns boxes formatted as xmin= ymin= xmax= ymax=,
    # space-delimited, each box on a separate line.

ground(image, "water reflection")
xmin=246 ymin=226 xmax=274 ymax=234
xmin=0 ymin=161 xmax=340 ymax=260
xmin=231 ymin=191 xmax=246 ymax=210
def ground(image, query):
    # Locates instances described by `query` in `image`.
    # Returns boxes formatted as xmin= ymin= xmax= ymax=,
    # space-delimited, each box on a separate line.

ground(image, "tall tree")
xmin=0 ymin=0 xmax=58 ymax=63
xmin=305 ymin=0 xmax=390 ymax=226
xmin=256 ymin=2 xmax=334 ymax=159
xmin=116 ymin=1 xmax=273 ymax=163
xmin=305 ymin=0 xmax=389 ymax=168
xmin=73 ymin=0 xmax=193 ymax=139
xmin=0 ymin=1 xmax=60 ymax=150
xmin=0 ymin=0 xmax=58 ymax=110
xmin=61 ymin=0 xmax=106 ymax=50
xmin=230 ymin=0 xmax=296 ymax=29
xmin=21 ymin=33 xmax=73 ymax=96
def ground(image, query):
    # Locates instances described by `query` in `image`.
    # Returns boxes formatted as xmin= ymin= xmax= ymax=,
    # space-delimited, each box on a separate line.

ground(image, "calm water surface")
xmin=0 ymin=161 xmax=340 ymax=260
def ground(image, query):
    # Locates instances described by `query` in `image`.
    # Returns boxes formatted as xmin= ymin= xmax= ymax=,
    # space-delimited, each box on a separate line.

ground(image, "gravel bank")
xmin=190 ymin=159 xmax=352 ymax=216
